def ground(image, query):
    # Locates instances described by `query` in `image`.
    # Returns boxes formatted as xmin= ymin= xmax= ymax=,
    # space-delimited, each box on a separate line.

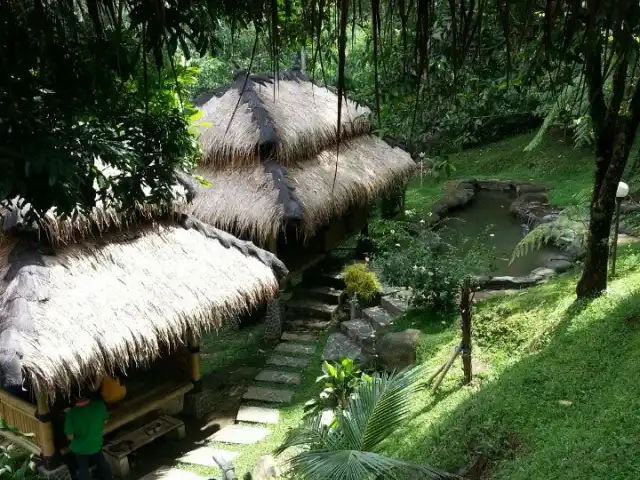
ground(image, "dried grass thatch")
xmin=191 ymin=135 xmax=416 ymax=243
xmin=198 ymin=70 xmax=371 ymax=168
xmin=0 ymin=215 xmax=287 ymax=396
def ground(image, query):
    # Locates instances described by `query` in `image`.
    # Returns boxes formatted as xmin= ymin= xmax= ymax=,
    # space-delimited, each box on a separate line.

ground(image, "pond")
xmin=440 ymin=189 xmax=562 ymax=277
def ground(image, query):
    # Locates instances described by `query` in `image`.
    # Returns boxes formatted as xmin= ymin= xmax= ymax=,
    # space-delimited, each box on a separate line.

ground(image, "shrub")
xmin=373 ymin=230 xmax=491 ymax=312
xmin=342 ymin=264 xmax=382 ymax=304
xmin=304 ymin=358 xmax=371 ymax=417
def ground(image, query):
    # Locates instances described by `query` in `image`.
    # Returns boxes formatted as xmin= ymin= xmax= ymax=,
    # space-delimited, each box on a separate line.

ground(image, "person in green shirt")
xmin=64 ymin=396 xmax=112 ymax=480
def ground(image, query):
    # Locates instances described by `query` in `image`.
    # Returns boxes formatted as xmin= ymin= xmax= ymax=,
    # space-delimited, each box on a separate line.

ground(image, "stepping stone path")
xmin=178 ymin=447 xmax=239 ymax=468
xmin=140 ymin=467 xmax=207 ymax=480
xmin=191 ymin=329 xmax=320 ymax=472
xmin=274 ymin=342 xmax=315 ymax=355
xmin=255 ymin=369 xmax=301 ymax=385
xmin=209 ymin=425 xmax=271 ymax=444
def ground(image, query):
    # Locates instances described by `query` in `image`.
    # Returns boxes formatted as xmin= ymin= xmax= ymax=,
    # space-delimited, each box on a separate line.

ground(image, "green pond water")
xmin=440 ymin=189 xmax=562 ymax=277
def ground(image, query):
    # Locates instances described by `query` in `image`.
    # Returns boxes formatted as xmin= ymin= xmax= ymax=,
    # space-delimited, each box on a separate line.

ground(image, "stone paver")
xmin=243 ymin=386 xmax=295 ymax=403
xmin=177 ymin=446 xmax=238 ymax=468
xmin=209 ymin=425 xmax=271 ymax=444
xmin=340 ymin=320 xmax=375 ymax=352
xmin=236 ymin=405 xmax=280 ymax=424
xmin=255 ymin=369 xmax=301 ymax=385
xmin=380 ymin=295 xmax=410 ymax=316
xmin=306 ymin=286 xmax=343 ymax=304
xmin=139 ymin=467 xmax=206 ymax=480
xmin=323 ymin=332 xmax=371 ymax=366
xmin=287 ymin=299 xmax=336 ymax=320
xmin=267 ymin=354 xmax=309 ymax=369
xmin=274 ymin=342 xmax=315 ymax=356
xmin=281 ymin=332 xmax=317 ymax=342
xmin=363 ymin=306 xmax=394 ymax=332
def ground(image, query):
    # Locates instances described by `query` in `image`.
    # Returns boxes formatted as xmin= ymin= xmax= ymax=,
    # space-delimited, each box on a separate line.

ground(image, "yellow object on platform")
xmin=101 ymin=376 xmax=127 ymax=404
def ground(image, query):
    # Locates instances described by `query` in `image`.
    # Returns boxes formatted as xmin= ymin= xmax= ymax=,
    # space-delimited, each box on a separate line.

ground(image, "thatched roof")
xmin=0 ymin=215 xmax=287 ymax=396
xmin=191 ymin=70 xmax=416 ymax=243
xmin=196 ymin=70 xmax=372 ymax=168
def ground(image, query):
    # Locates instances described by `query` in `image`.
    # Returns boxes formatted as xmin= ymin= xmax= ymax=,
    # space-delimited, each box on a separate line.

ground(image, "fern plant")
xmin=511 ymin=206 xmax=588 ymax=263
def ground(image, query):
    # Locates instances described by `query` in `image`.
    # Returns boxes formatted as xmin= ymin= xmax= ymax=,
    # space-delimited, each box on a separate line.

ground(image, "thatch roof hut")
xmin=0 ymin=213 xmax=287 ymax=396
xmin=189 ymin=70 xmax=416 ymax=250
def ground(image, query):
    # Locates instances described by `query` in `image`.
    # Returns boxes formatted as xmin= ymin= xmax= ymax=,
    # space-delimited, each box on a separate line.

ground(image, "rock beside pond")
xmin=377 ymin=329 xmax=422 ymax=371
xmin=546 ymin=258 xmax=573 ymax=273
xmin=476 ymin=179 xmax=513 ymax=191
xmin=516 ymin=183 xmax=549 ymax=196
xmin=518 ymin=192 xmax=549 ymax=204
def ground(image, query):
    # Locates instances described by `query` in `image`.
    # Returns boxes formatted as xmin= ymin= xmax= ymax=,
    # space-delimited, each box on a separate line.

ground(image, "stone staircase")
xmin=283 ymin=270 xmax=345 ymax=332
xmin=323 ymin=287 xmax=410 ymax=366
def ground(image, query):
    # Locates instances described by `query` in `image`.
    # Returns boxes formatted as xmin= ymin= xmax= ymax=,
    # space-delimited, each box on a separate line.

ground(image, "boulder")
xmin=476 ymin=179 xmax=513 ymax=191
xmin=377 ymin=329 xmax=422 ymax=371
xmin=444 ymin=188 xmax=475 ymax=209
xmin=518 ymin=192 xmax=549 ymax=204
xmin=516 ymin=183 xmax=549 ymax=196
xmin=546 ymin=258 xmax=573 ymax=273
xmin=251 ymin=455 xmax=281 ymax=480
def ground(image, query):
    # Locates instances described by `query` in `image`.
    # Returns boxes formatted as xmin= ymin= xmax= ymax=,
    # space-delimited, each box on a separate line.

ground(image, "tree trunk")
xmin=576 ymin=146 xmax=629 ymax=298
xmin=576 ymin=197 xmax=615 ymax=297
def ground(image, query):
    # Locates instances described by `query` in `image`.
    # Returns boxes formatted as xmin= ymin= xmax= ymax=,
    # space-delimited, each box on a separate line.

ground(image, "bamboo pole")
xmin=186 ymin=330 xmax=201 ymax=385
xmin=432 ymin=346 xmax=461 ymax=392
xmin=35 ymin=390 xmax=56 ymax=461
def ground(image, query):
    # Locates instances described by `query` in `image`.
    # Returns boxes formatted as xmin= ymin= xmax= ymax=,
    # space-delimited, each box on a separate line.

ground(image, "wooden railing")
xmin=0 ymin=390 xmax=41 ymax=454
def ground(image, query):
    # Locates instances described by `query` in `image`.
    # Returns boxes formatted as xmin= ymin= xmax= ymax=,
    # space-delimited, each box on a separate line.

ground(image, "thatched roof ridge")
xmin=0 ymin=214 xmax=287 ymax=396
xmin=190 ymin=135 xmax=416 ymax=243
xmin=198 ymin=70 xmax=372 ymax=168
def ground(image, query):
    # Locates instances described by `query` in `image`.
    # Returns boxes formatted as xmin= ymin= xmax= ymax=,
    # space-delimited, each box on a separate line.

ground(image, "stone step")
xmin=242 ymin=386 xmax=295 ymax=404
xmin=363 ymin=306 xmax=394 ymax=333
xmin=301 ymin=286 xmax=343 ymax=305
xmin=177 ymin=446 xmax=239 ymax=468
xmin=285 ymin=318 xmax=332 ymax=331
xmin=317 ymin=271 xmax=347 ymax=289
xmin=281 ymin=332 xmax=318 ymax=342
xmin=274 ymin=342 xmax=315 ymax=356
xmin=139 ymin=467 xmax=208 ymax=480
xmin=267 ymin=354 xmax=310 ymax=369
xmin=380 ymin=296 xmax=410 ymax=317
xmin=209 ymin=425 xmax=271 ymax=444
xmin=255 ymin=369 xmax=302 ymax=385
xmin=322 ymin=332 xmax=372 ymax=367
xmin=340 ymin=320 xmax=376 ymax=353
xmin=236 ymin=405 xmax=280 ymax=425
xmin=286 ymin=299 xmax=336 ymax=320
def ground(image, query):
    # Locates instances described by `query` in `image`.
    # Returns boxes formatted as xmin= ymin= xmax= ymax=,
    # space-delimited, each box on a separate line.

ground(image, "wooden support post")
xmin=460 ymin=280 xmax=475 ymax=385
xmin=267 ymin=234 xmax=278 ymax=256
xmin=36 ymin=390 xmax=56 ymax=468
xmin=187 ymin=330 xmax=201 ymax=392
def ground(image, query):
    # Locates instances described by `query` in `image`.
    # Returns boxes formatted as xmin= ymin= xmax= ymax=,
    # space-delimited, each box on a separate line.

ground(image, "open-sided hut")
xmin=0 ymin=205 xmax=287 ymax=473
xmin=190 ymin=70 xmax=416 ymax=272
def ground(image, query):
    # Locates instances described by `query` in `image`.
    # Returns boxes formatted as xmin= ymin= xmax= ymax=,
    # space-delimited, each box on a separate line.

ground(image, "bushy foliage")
xmin=342 ymin=264 xmax=382 ymax=304
xmin=372 ymin=225 xmax=491 ymax=312
xmin=304 ymin=358 xmax=371 ymax=417
xmin=1 ymin=2 xmax=202 ymax=222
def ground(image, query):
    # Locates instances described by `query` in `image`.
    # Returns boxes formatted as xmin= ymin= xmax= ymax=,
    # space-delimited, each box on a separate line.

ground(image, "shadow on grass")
xmin=385 ymin=268 xmax=640 ymax=480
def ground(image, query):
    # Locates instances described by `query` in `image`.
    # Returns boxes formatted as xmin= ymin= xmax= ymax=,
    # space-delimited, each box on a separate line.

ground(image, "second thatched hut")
xmin=189 ymin=70 xmax=416 ymax=272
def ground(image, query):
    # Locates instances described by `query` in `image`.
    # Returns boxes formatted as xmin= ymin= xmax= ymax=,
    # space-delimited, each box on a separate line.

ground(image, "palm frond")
xmin=277 ymin=364 xmax=457 ymax=480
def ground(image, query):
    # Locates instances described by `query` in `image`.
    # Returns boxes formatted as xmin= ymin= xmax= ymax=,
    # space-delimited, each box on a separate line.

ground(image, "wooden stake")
xmin=432 ymin=345 xmax=461 ymax=392
xmin=460 ymin=280 xmax=475 ymax=385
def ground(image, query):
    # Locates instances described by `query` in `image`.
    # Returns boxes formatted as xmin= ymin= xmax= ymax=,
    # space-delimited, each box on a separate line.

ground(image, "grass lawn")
xmin=379 ymin=132 xmax=640 ymax=478
xmin=405 ymin=132 xmax=626 ymax=219
xmin=383 ymin=243 xmax=640 ymax=479
xmin=179 ymin=132 xmax=640 ymax=478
